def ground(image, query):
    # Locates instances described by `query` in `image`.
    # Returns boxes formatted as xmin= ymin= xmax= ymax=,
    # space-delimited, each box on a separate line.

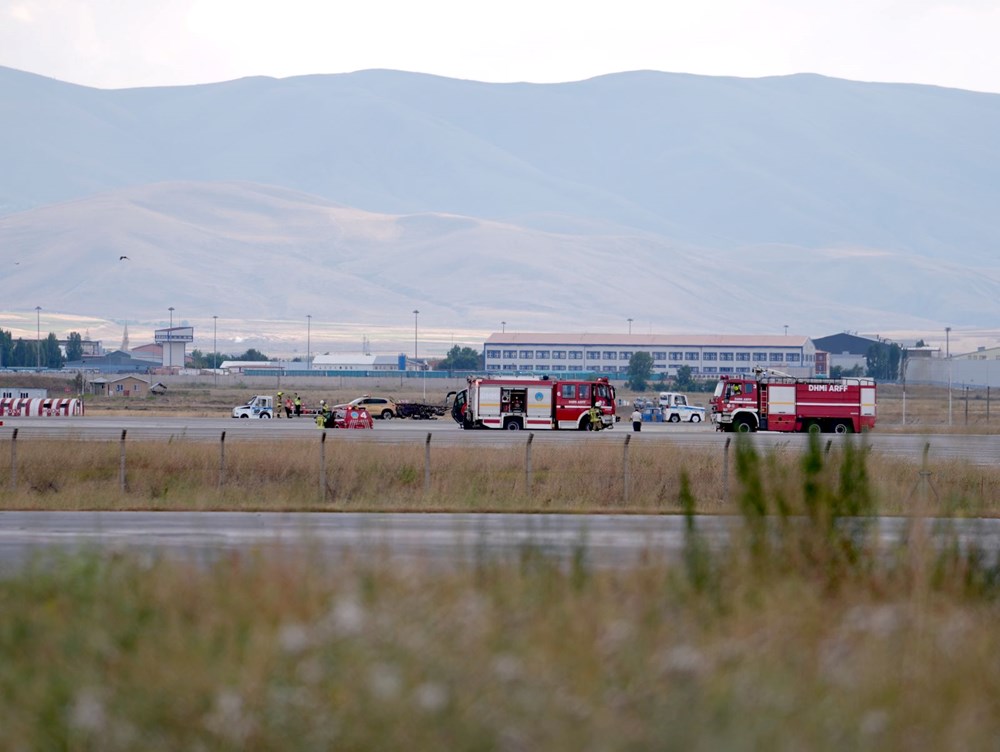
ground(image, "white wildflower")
xmin=368 ymin=663 xmax=403 ymax=700
xmin=278 ymin=623 xmax=312 ymax=654
xmin=413 ymin=681 xmax=449 ymax=713
xmin=68 ymin=687 xmax=106 ymax=732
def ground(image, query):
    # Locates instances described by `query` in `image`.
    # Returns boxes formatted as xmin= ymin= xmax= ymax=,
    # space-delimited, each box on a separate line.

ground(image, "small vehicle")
xmin=232 ymin=395 xmax=273 ymax=419
xmin=333 ymin=396 xmax=398 ymax=420
xmin=658 ymin=392 xmax=705 ymax=423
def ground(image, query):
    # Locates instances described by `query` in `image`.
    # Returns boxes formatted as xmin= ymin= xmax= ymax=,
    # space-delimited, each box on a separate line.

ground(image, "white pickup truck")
xmin=232 ymin=395 xmax=274 ymax=419
xmin=657 ymin=392 xmax=706 ymax=423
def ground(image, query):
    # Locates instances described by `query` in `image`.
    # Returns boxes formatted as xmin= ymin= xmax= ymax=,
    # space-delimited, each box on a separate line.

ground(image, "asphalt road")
xmin=2 ymin=511 xmax=998 ymax=574
xmin=1 ymin=414 xmax=998 ymax=465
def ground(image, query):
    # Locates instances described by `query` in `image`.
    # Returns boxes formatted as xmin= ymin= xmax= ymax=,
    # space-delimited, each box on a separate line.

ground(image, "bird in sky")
xmin=119 ymin=255 xmax=129 ymax=261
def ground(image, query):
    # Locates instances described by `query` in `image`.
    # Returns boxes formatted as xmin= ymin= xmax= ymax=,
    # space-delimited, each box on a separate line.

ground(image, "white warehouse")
xmin=483 ymin=334 xmax=823 ymax=378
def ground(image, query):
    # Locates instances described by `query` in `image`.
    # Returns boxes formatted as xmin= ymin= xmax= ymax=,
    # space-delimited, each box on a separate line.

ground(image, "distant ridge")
xmin=1 ymin=67 xmax=998 ymax=338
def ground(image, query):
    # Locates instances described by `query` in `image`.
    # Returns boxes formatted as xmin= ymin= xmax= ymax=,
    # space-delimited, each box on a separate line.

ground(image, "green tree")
xmin=674 ymin=365 xmax=697 ymax=391
xmin=65 ymin=332 xmax=84 ymax=362
xmin=0 ymin=328 xmax=12 ymax=369
xmin=865 ymin=342 xmax=902 ymax=380
xmin=626 ymin=352 xmax=653 ymax=392
xmin=44 ymin=333 xmax=63 ymax=369
xmin=235 ymin=348 xmax=268 ymax=362
xmin=436 ymin=346 xmax=482 ymax=371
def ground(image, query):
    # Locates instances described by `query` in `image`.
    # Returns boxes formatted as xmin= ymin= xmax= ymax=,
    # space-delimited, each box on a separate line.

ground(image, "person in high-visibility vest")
xmin=588 ymin=405 xmax=603 ymax=431
xmin=275 ymin=391 xmax=284 ymax=418
xmin=294 ymin=393 xmax=302 ymax=417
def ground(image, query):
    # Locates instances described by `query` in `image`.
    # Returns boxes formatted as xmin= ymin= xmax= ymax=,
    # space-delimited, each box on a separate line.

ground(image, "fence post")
xmin=623 ymin=434 xmax=631 ymax=505
xmin=965 ymin=387 xmax=969 ymax=425
xmin=988 ymin=386 xmax=991 ymax=424
xmin=8 ymin=428 xmax=17 ymax=491
xmin=525 ymin=433 xmax=534 ymax=494
xmin=320 ymin=431 xmax=327 ymax=501
xmin=722 ymin=437 xmax=731 ymax=504
xmin=119 ymin=429 xmax=127 ymax=493
xmin=218 ymin=431 xmax=226 ymax=489
xmin=424 ymin=433 xmax=432 ymax=495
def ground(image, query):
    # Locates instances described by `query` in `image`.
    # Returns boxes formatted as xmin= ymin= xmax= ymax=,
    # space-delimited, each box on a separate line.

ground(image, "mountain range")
xmin=1 ymin=65 xmax=998 ymax=354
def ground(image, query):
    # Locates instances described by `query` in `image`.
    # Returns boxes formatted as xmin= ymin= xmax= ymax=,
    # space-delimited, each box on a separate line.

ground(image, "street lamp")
xmin=35 ymin=306 xmax=41 ymax=370
xmin=501 ymin=321 xmax=506 ymax=333
xmin=213 ymin=315 xmax=218 ymax=387
xmin=784 ymin=324 xmax=789 ymax=337
xmin=413 ymin=310 xmax=419 ymax=362
xmin=627 ymin=318 xmax=633 ymax=335
xmin=946 ymin=326 xmax=952 ymax=426
xmin=307 ymin=314 xmax=312 ymax=370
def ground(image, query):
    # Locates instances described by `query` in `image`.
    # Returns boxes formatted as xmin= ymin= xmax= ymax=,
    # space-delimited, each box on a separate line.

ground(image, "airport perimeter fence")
xmin=0 ymin=427 xmax=751 ymax=509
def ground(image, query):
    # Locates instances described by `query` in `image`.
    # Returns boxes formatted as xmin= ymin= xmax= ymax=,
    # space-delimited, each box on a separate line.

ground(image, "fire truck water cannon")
xmin=710 ymin=371 xmax=877 ymax=434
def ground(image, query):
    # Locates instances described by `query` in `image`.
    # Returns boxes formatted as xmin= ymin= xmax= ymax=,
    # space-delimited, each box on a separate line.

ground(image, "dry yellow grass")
xmin=3 ymin=436 xmax=999 ymax=516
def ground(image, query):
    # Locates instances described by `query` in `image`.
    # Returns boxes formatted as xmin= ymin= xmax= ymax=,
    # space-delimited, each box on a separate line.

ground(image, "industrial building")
xmin=483 ymin=334 xmax=823 ymax=378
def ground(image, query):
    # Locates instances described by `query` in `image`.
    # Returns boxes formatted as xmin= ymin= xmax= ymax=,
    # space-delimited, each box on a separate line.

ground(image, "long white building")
xmin=483 ymin=334 xmax=823 ymax=378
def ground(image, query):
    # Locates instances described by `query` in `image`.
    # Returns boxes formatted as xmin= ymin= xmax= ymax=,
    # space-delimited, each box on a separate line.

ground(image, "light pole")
xmin=627 ymin=318 xmax=633 ymax=335
xmin=413 ymin=310 xmax=419 ymax=363
xmin=166 ymin=307 xmax=175 ymax=367
xmin=501 ymin=321 xmax=506 ymax=333
xmin=946 ymin=326 xmax=952 ymax=426
xmin=784 ymin=324 xmax=789 ymax=337
xmin=307 ymin=314 xmax=312 ymax=370
xmin=213 ymin=315 xmax=218 ymax=387
xmin=35 ymin=306 xmax=41 ymax=370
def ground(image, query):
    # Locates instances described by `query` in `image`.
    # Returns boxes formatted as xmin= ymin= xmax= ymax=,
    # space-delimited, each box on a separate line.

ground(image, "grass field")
xmin=2 ymin=436 xmax=1000 ymax=749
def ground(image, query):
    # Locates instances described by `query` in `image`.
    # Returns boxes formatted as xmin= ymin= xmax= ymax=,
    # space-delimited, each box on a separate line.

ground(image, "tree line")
xmin=0 ymin=329 xmax=84 ymax=369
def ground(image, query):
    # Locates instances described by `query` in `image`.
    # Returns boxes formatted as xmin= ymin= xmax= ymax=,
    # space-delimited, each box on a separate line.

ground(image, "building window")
xmin=502 ymin=364 xmax=516 ymax=371
xmin=486 ymin=349 xmax=501 ymax=359
xmin=669 ymin=352 xmax=683 ymax=361
xmin=736 ymin=352 xmax=751 ymax=361
xmin=519 ymin=350 xmax=533 ymax=359
xmin=602 ymin=351 xmax=617 ymax=360
xmin=685 ymin=352 xmax=700 ymax=361
xmin=719 ymin=352 xmax=734 ymax=361
xmin=552 ymin=365 xmax=567 ymax=371
xmin=603 ymin=366 xmax=616 ymax=372
xmin=619 ymin=351 xmax=632 ymax=360
xmin=568 ymin=351 xmax=582 ymax=360
xmin=552 ymin=351 xmax=566 ymax=359
xmin=719 ymin=366 xmax=733 ymax=373
xmin=535 ymin=350 xmax=550 ymax=359
xmin=653 ymin=352 xmax=666 ymax=361
xmin=523 ymin=364 xmax=534 ymax=370
xmin=786 ymin=353 xmax=801 ymax=363
xmin=736 ymin=367 xmax=751 ymax=373
xmin=753 ymin=353 xmax=768 ymax=361
xmin=502 ymin=350 xmax=516 ymax=358
xmin=703 ymin=352 xmax=718 ymax=361
xmin=586 ymin=351 xmax=600 ymax=360
xmin=536 ymin=365 xmax=550 ymax=371
xmin=770 ymin=353 xmax=784 ymax=362
xmin=703 ymin=366 xmax=718 ymax=373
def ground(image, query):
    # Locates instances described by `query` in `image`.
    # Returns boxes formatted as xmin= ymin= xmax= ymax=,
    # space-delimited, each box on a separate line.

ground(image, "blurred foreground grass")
xmin=2 ymin=435 xmax=1000 ymax=749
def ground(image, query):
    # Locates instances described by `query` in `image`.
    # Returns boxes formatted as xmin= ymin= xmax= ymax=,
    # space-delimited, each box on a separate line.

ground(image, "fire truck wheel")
xmin=669 ymin=414 xmax=681 ymax=423
xmin=733 ymin=417 xmax=755 ymax=433
xmin=806 ymin=421 xmax=822 ymax=434
xmin=505 ymin=420 xmax=523 ymax=431
xmin=832 ymin=421 xmax=852 ymax=434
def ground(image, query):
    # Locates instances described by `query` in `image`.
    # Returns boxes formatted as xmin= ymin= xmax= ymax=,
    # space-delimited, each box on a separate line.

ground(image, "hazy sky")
xmin=2 ymin=0 xmax=999 ymax=93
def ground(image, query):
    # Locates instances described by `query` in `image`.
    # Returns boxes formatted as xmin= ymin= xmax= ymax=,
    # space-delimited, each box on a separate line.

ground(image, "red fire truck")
xmin=710 ymin=369 xmax=877 ymax=434
xmin=451 ymin=375 xmax=617 ymax=431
